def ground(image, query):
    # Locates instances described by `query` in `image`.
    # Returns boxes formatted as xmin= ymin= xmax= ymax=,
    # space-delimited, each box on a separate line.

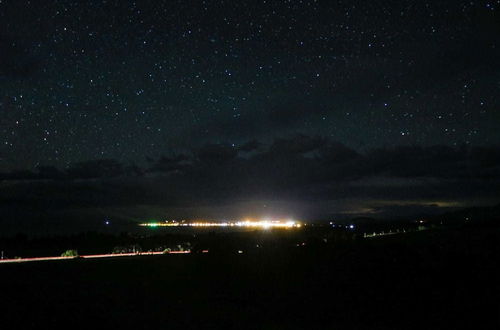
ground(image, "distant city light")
xmin=139 ymin=219 xmax=302 ymax=229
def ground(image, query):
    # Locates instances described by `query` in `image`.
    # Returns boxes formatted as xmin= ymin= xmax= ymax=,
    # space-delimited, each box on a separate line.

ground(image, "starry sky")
xmin=0 ymin=1 xmax=499 ymax=232
xmin=1 ymin=0 xmax=499 ymax=170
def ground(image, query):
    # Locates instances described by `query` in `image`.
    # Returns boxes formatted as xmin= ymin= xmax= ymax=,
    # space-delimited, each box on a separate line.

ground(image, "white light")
xmin=139 ymin=219 xmax=302 ymax=229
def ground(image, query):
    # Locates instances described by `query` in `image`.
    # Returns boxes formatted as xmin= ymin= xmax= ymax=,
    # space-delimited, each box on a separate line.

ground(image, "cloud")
xmin=1 ymin=135 xmax=499 ymax=232
xmin=0 ymin=159 xmax=140 ymax=181
xmin=238 ymin=140 xmax=263 ymax=152
xmin=196 ymin=144 xmax=238 ymax=163
xmin=65 ymin=159 xmax=125 ymax=179
xmin=148 ymin=154 xmax=191 ymax=173
xmin=267 ymin=134 xmax=327 ymax=155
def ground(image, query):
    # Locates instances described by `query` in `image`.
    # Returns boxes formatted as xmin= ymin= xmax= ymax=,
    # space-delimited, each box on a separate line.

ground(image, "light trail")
xmin=0 ymin=250 xmax=190 ymax=264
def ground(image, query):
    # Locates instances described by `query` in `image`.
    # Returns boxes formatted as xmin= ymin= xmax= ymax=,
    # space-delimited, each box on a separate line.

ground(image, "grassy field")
xmin=1 ymin=227 xmax=498 ymax=329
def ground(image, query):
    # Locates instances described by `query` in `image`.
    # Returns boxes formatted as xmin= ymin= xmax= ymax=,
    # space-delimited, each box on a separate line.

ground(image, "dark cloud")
xmin=238 ymin=140 xmax=263 ymax=153
xmin=183 ymin=98 xmax=329 ymax=145
xmin=36 ymin=166 xmax=66 ymax=180
xmin=1 ymin=136 xmax=499 ymax=232
xmin=0 ymin=159 xmax=141 ymax=181
xmin=3 ymin=137 xmax=500 ymax=187
xmin=65 ymin=159 xmax=125 ymax=179
xmin=196 ymin=144 xmax=238 ymax=163
xmin=148 ymin=154 xmax=191 ymax=173
xmin=362 ymin=145 xmax=500 ymax=180
xmin=267 ymin=134 xmax=327 ymax=155
xmin=353 ymin=203 xmax=449 ymax=218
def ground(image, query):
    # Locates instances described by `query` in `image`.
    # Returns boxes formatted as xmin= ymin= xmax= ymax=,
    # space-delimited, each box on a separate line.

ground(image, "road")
xmin=0 ymin=250 xmax=190 ymax=264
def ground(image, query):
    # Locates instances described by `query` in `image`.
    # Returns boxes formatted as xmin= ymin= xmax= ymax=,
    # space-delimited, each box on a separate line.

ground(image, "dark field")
xmin=1 ymin=228 xmax=499 ymax=329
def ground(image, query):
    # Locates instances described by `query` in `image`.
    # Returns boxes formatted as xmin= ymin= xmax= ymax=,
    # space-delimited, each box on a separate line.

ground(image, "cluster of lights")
xmin=139 ymin=220 xmax=301 ymax=229
xmin=329 ymin=222 xmax=355 ymax=229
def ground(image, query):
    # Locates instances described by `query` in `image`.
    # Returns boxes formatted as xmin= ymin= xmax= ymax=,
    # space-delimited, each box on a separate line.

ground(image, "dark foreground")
xmin=1 ymin=227 xmax=499 ymax=329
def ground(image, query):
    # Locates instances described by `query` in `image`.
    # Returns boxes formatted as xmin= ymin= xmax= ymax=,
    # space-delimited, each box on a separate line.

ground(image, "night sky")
xmin=0 ymin=1 xmax=499 ymax=233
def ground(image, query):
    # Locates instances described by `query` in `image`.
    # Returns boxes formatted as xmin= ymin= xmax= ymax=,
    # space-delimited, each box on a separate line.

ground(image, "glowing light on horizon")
xmin=139 ymin=219 xmax=301 ymax=229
